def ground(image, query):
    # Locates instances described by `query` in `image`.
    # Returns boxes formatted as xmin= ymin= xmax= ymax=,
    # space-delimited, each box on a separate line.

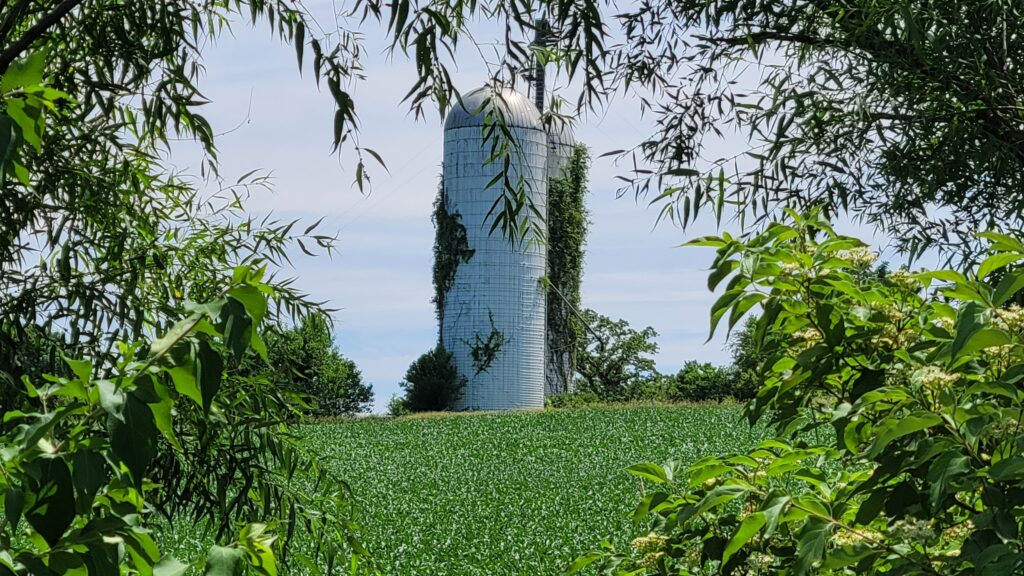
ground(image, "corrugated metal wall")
xmin=443 ymin=87 xmax=549 ymax=410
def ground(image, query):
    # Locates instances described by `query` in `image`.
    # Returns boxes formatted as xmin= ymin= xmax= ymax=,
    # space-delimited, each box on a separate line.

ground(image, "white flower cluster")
xmin=942 ymin=519 xmax=974 ymax=542
xmin=994 ymin=305 xmax=1024 ymax=333
xmin=891 ymin=517 xmax=936 ymax=542
xmin=746 ymin=552 xmax=773 ymax=570
xmin=839 ymin=247 xmax=879 ymax=267
xmin=911 ymin=365 xmax=960 ymax=392
xmin=988 ymin=417 xmax=1020 ymax=438
xmin=933 ymin=316 xmax=955 ymax=332
xmin=793 ymin=328 xmax=821 ymax=342
xmin=889 ymin=269 xmax=920 ymax=292
xmin=631 ymin=533 xmax=667 ymax=554
xmin=635 ymin=551 xmax=665 ymax=571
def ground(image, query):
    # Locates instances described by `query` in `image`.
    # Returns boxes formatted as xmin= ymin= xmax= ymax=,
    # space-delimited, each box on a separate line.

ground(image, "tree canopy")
xmin=0 ymin=2 xmax=379 ymax=573
xmin=375 ymin=0 xmax=1024 ymax=259
xmin=574 ymin=308 xmax=659 ymax=399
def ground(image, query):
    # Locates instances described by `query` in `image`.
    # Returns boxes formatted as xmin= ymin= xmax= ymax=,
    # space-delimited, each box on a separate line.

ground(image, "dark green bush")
xmin=246 ymin=314 xmax=373 ymax=417
xmin=670 ymin=360 xmax=753 ymax=402
xmin=386 ymin=394 xmax=411 ymax=417
xmin=400 ymin=345 xmax=465 ymax=412
xmin=545 ymin=389 xmax=602 ymax=408
xmin=577 ymin=211 xmax=1024 ymax=575
xmin=575 ymin=309 xmax=659 ymax=399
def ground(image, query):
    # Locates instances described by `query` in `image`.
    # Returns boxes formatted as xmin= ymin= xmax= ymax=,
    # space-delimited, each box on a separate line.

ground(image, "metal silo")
xmin=546 ymin=121 xmax=576 ymax=179
xmin=442 ymin=85 xmax=548 ymax=410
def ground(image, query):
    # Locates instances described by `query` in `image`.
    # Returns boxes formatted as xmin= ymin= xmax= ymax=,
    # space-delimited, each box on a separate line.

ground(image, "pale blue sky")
xmin=172 ymin=9 xmax=888 ymax=411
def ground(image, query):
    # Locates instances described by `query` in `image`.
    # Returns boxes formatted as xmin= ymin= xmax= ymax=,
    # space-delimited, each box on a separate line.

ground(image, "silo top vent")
xmin=444 ymin=86 xmax=542 ymax=131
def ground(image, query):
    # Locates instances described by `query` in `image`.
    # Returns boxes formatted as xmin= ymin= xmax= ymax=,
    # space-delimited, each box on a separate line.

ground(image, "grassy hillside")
xmin=305 ymin=405 xmax=763 ymax=575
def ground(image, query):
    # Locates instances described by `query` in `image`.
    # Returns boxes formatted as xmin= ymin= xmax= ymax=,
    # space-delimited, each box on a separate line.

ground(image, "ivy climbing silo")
xmin=544 ymin=122 xmax=580 ymax=396
xmin=441 ymin=85 xmax=549 ymax=410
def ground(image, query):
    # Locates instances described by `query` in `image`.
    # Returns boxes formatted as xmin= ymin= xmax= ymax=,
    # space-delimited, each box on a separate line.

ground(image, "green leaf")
xmin=723 ymin=512 xmax=765 ymax=563
xmin=71 ymin=450 xmax=105 ymax=513
xmin=294 ymin=21 xmax=305 ymax=72
xmin=990 ymin=457 xmax=1024 ymax=482
xmin=979 ymin=232 xmax=1024 ymax=254
xmin=108 ymin=392 xmax=158 ymax=484
xmin=0 ymin=115 xmax=17 ymax=168
xmin=219 ymin=298 xmax=253 ymax=361
xmin=196 ymin=340 xmax=224 ymax=414
xmin=96 ymin=379 xmax=125 ymax=420
xmin=63 ymin=357 xmax=92 ymax=383
xmin=154 ymin=556 xmax=189 ymax=576
xmin=151 ymin=315 xmax=201 ymax=357
xmin=993 ymin=269 xmax=1024 ymax=306
xmin=951 ymin=302 xmax=987 ymax=358
xmin=169 ymin=359 xmax=202 ymax=407
xmin=625 ymin=463 xmax=668 ymax=484
xmin=6 ymin=98 xmax=42 ymax=151
xmin=565 ymin=550 xmax=604 ymax=575
xmin=685 ymin=236 xmax=728 ymax=247
xmin=4 ymin=486 xmax=23 ymax=532
xmin=958 ymin=328 xmax=1011 ymax=358
xmin=977 ymin=253 xmax=1024 ymax=280
xmin=794 ymin=517 xmax=830 ymax=576
xmin=709 ymin=289 xmax=744 ymax=341
xmin=227 ymin=285 xmax=268 ymax=326
xmin=868 ymin=412 xmax=942 ymax=457
xmin=1 ymin=50 xmax=47 ymax=91
xmin=928 ymin=452 xmax=970 ymax=510
xmin=679 ymin=484 xmax=748 ymax=525
xmin=708 ymin=259 xmax=739 ymax=291
xmin=205 ymin=546 xmax=244 ymax=576
xmin=24 ymin=457 xmax=76 ymax=546
xmin=760 ymin=493 xmax=789 ymax=539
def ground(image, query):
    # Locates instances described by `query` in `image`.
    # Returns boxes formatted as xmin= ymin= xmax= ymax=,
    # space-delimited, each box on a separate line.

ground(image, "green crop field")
xmin=305 ymin=405 xmax=763 ymax=576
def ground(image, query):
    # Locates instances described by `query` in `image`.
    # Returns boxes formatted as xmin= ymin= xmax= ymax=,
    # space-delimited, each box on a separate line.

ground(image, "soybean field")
xmin=305 ymin=405 xmax=763 ymax=575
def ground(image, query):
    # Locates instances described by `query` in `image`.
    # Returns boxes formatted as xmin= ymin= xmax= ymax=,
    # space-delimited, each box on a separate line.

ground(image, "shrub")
xmin=387 ymin=394 xmax=411 ymax=417
xmin=573 ymin=210 xmax=1024 ymax=575
xmin=546 ymin=389 xmax=602 ymax=409
xmin=254 ymin=314 xmax=373 ymax=417
xmin=400 ymin=345 xmax=465 ymax=412
xmin=669 ymin=360 xmax=740 ymax=402
xmin=0 ymin=268 xmax=374 ymax=575
xmin=575 ymin=309 xmax=659 ymax=399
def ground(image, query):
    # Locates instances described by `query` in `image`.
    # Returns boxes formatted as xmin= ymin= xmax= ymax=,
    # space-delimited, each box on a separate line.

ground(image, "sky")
xmin=171 ymin=5 xmax=888 ymax=412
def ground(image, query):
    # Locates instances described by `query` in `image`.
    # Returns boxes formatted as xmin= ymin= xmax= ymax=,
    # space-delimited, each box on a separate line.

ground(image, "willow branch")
xmin=0 ymin=0 xmax=85 ymax=75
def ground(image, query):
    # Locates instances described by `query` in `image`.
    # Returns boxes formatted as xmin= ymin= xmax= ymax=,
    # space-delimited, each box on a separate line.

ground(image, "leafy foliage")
xmin=376 ymin=0 xmax=1024 ymax=260
xmin=575 ymin=309 xmax=659 ymax=399
xmin=464 ymin=311 xmax=506 ymax=376
xmin=0 ymin=0 xmax=364 ymax=411
xmin=304 ymin=406 xmax=765 ymax=575
xmin=432 ymin=186 xmax=475 ymax=334
xmin=576 ymin=210 xmax=1024 ymax=575
xmin=0 ymin=2 xmax=381 ymax=573
xmin=670 ymin=361 xmax=753 ymax=403
xmin=0 ymin=267 xmax=374 ymax=575
xmin=725 ymin=316 xmax=772 ymax=401
xmin=545 ymin=145 xmax=590 ymax=395
xmin=399 ymin=345 xmax=465 ymax=412
xmin=246 ymin=314 xmax=373 ymax=417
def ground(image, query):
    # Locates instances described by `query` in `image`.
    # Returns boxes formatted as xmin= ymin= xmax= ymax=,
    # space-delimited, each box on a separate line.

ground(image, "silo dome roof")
xmin=547 ymin=118 xmax=576 ymax=147
xmin=444 ymin=85 xmax=542 ymax=131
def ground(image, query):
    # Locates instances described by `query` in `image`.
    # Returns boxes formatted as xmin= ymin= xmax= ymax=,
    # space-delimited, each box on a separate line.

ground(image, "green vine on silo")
xmin=464 ymin=310 xmax=506 ymax=375
xmin=545 ymin=145 xmax=590 ymax=392
xmin=432 ymin=184 xmax=475 ymax=335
